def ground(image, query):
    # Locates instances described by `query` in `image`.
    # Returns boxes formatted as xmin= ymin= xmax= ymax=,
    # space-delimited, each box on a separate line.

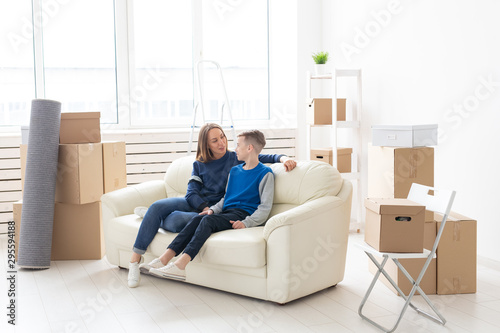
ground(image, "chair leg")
xmin=359 ymin=253 xmax=446 ymax=332
xmin=358 ymin=254 xmax=403 ymax=332
xmin=394 ymin=260 xmax=446 ymax=325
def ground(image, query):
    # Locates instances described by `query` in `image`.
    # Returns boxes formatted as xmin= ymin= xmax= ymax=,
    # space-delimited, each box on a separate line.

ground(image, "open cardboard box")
xmin=365 ymin=198 xmax=425 ymax=253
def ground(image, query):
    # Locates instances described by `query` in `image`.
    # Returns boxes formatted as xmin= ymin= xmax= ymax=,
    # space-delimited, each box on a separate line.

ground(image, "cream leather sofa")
xmin=102 ymin=156 xmax=352 ymax=304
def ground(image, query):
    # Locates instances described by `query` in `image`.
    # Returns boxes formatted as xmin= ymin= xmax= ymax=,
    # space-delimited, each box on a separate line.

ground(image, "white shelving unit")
xmin=306 ymin=69 xmax=363 ymax=232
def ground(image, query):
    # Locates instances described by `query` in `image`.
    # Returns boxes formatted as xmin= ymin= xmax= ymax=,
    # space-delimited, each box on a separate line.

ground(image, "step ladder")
xmin=187 ymin=60 xmax=236 ymax=155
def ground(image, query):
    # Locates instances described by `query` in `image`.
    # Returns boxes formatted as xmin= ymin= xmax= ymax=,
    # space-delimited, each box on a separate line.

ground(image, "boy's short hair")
xmin=238 ymin=130 xmax=266 ymax=154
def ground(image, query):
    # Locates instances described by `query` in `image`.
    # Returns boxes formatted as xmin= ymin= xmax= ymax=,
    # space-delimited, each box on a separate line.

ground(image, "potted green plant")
xmin=312 ymin=51 xmax=329 ymax=75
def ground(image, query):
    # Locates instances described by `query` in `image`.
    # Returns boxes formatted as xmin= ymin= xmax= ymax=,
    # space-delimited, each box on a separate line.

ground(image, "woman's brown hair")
xmin=196 ymin=123 xmax=228 ymax=162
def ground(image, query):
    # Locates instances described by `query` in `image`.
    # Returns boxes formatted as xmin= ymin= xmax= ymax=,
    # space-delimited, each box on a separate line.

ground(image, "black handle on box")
xmin=395 ymin=216 xmax=412 ymax=222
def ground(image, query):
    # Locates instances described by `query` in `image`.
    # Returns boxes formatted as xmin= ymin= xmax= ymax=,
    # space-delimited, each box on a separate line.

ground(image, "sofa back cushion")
xmin=164 ymin=156 xmax=194 ymax=198
xmin=164 ymin=156 xmax=343 ymax=206
xmin=270 ymin=160 xmax=342 ymax=205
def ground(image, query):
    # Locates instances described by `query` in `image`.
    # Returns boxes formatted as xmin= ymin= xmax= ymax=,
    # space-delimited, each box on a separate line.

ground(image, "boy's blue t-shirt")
xmin=185 ymin=151 xmax=282 ymax=210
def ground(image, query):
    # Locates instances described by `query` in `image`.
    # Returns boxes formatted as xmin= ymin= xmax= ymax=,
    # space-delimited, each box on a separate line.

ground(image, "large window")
xmin=130 ymin=0 xmax=193 ymax=126
xmin=0 ymin=0 xmax=270 ymax=129
xmin=130 ymin=0 xmax=269 ymax=127
xmin=201 ymin=0 xmax=269 ymax=121
xmin=0 ymin=0 xmax=35 ymax=126
xmin=42 ymin=0 xmax=117 ymax=123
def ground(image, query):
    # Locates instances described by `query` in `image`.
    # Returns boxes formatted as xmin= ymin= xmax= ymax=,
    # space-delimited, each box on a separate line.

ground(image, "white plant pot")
xmin=314 ymin=64 xmax=327 ymax=76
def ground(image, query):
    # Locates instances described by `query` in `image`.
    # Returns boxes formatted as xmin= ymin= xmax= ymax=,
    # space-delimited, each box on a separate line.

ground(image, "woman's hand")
xmin=280 ymin=156 xmax=297 ymax=172
xmin=230 ymin=220 xmax=246 ymax=229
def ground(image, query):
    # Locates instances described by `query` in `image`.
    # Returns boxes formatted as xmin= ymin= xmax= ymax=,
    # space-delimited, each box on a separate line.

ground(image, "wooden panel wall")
xmin=0 ymin=128 xmax=296 ymax=234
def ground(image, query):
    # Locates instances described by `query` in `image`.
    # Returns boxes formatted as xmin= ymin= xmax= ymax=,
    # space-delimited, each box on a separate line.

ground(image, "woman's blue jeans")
xmin=133 ymin=197 xmax=198 ymax=255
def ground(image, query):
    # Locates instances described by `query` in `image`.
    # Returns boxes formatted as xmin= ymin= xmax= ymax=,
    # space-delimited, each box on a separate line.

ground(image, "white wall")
xmin=268 ymin=0 xmax=323 ymax=157
xmin=317 ymin=0 xmax=500 ymax=262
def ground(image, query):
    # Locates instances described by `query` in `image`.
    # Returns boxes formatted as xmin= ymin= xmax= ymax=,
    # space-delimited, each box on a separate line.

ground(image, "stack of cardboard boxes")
xmin=14 ymin=112 xmax=127 ymax=260
xmin=366 ymin=125 xmax=477 ymax=295
xmin=308 ymin=98 xmax=353 ymax=173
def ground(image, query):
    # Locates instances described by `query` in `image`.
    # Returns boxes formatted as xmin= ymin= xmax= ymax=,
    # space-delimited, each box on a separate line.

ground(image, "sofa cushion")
xmin=197 ymin=227 xmax=266 ymax=269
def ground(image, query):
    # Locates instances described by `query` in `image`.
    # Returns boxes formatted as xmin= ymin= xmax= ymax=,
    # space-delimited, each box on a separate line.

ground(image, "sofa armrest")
xmin=264 ymin=180 xmax=353 ymax=303
xmin=101 ymin=180 xmax=166 ymax=220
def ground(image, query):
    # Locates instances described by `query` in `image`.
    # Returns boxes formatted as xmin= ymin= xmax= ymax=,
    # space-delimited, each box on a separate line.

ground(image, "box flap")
xmin=61 ymin=112 xmax=101 ymax=120
xmin=365 ymin=198 xmax=425 ymax=215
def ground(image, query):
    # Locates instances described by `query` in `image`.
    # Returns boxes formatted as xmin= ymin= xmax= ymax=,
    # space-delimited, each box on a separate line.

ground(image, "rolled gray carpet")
xmin=17 ymin=99 xmax=61 ymax=269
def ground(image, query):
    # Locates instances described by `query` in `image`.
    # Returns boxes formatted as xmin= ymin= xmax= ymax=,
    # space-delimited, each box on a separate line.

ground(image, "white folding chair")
xmin=357 ymin=183 xmax=456 ymax=332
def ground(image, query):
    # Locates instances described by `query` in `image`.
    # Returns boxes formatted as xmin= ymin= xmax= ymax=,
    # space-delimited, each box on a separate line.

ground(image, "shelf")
xmin=306 ymin=68 xmax=363 ymax=233
xmin=309 ymin=121 xmax=360 ymax=129
xmin=310 ymin=69 xmax=361 ymax=80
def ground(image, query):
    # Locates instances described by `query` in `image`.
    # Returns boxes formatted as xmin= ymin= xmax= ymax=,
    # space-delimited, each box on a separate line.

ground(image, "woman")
xmin=128 ymin=123 xmax=296 ymax=287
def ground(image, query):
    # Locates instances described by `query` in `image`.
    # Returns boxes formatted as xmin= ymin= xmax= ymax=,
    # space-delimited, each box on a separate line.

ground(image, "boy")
xmin=148 ymin=129 xmax=274 ymax=280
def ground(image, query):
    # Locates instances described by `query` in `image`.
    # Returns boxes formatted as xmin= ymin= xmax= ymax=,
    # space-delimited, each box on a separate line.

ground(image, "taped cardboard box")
xmin=310 ymin=147 xmax=352 ymax=173
xmin=369 ymin=218 xmax=437 ymax=295
xmin=13 ymin=201 xmax=104 ymax=260
xmin=55 ymin=143 xmax=104 ymax=204
xmin=60 ymin=111 xmax=101 ymax=144
xmin=52 ymin=201 xmax=104 ymax=260
xmin=368 ymin=144 xmax=434 ymax=221
xmin=365 ymin=198 xmax=425 ymax=253
xmin=307 ymin=98 xmax=346 ymax=124
xmin=19 ymin=144 xmax=28 ymax=192
xmin=368 ymin=145 xmax=434 ymax=199
xmin=22 ymin=142 xmax=119 ymax=197
xmin=102 ymin=141 xmax=127 ymax=193
xmin=12 ymin=201 xmax=22 ymax=261
xmin=434 ymin=211 xmax=477 ymax=294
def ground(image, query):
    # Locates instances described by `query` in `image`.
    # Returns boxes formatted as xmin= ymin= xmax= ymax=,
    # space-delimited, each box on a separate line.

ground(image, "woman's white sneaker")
xmin=128 ymin=261 xmax=141 ymax=288
xmin=150 ymin=262 xmax=186 ymax=281
xmin=139 ymin=258 xmax=164 ymax=274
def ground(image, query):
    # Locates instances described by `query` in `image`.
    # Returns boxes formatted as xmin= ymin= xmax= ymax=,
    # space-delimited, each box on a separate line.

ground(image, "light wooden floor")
xmin=1 ymin=232 xmax=499 ymax=333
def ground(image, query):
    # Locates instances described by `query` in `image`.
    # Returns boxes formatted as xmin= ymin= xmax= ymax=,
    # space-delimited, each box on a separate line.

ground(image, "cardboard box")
xmin=310 ymin=147 xmax=352 ymax=173
xmin=55 ymin=143 xmax=103 ymax=204
xmin=102 ymin=142 xmax=127 ymax=193
xmin=12 ymin=201 xmax=22 ymax=261
xmin=21 ymin=126 xmax=29 ymax=145
xmin=368 ymin=145 xmax=434 ymax=200
xmin=365 ymin=198 xmax=425 ymax=253
xmin=20 ymin=144 xmax=28 ymax=192
xmin=52 ymin=201 xmax=104 ymax=260
xmin=372 ymin=124 xmax=438 ymax=147
xmin=60 ymin=112 xmax=101 ymax=144
xmin=369 ymin=219 xmax=437 ymax=295
xmin=12 ymin=201 xmax=104 ymax=260
xmin=434 ymin=211 xmax=477 ymax=294
xmin=307 ymin=98 xmax=346 ymax=124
